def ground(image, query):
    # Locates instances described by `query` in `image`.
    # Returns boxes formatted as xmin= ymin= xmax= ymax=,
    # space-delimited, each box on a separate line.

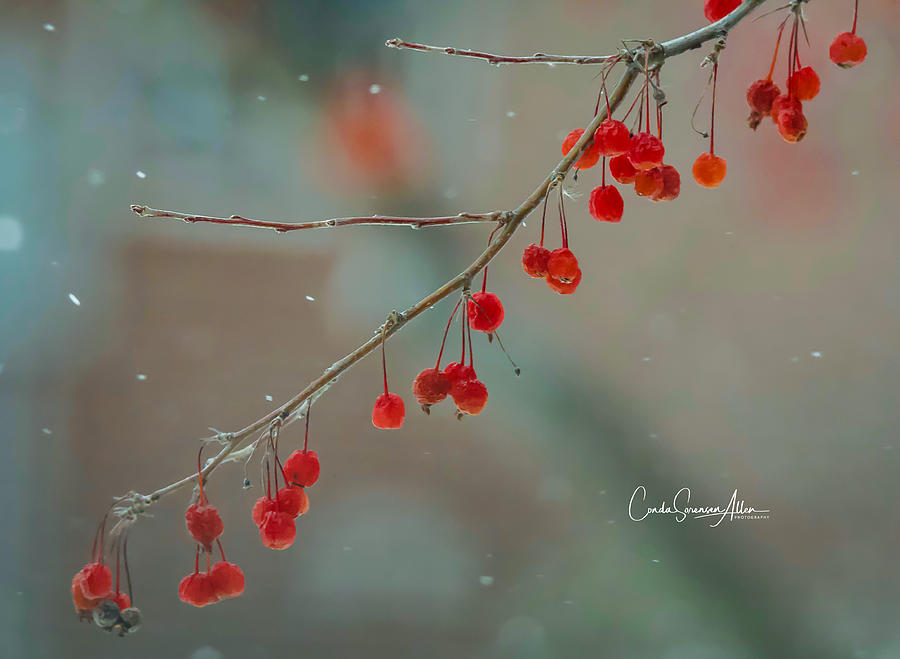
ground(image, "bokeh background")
xmin=2 ymin=0 xmax=900 ymax=657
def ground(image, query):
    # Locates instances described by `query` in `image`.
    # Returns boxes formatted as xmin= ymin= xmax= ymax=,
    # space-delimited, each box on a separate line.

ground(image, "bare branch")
xmin=118 ymin=0 xmax=770 ymax=518
xmin=385 ymin=38 xmax=615 ymax=65
xmin=130 ymin=204 xmax=504 ymax=232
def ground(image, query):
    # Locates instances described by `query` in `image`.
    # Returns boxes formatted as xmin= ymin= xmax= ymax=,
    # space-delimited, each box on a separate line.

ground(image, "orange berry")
xmin=71 ymin=573 xmax=102 ymax=612
xmin=704 ymin=0 xmax=740 ymax=22
xmin=561 ymin=129 xmax=601 ymax=170
xmin=252 ymin=495 xmax=277 ymax=527
xmin=283 ymin=449 xmax=320 ymax=487
xmin=209 ymin=561 xmax=245 ymax=599
xmin=776 ymin=109 xmax=808 ymax=143
xmin=77 ymin=562 xmax=112 ymax=600
xmin=634 ymin=167 xmax=664 ymax=197
xmin=259 ymin=510 xmax=296 ymax=550
xmin=770 ymin=94 xmax=802 ymax=122
xmin=450 ymin=377 xmax=488 ymax=415
xmin=746 ymin=79 xmax=781 ymax=129
xmin=277 ymin=485 xmax=309 ymax=518
xmin=692 ymin=152 xmax=727 ymax=188
xmin=178 ymin=572 xmax=218 ymax=607
xmin=185 ymin=502 xmax=224 ymax=551
xmin=588 ymin=185 xmax=624 ymax=223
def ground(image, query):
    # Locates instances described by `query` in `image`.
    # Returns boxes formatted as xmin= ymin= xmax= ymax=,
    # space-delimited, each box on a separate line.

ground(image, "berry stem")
xmin=435 ymin=298 xmax=463 ymax=369
xmin=538 ymin=191 xmax=549 ymax=247
xmin=196 ymin=447 xmax=206 ymax=505
xmin=466 ymin=310 xmax=475 ymax=368
xmin=602 ymin=156 xmax=607 ymax=187
xmin=380 ymin=324 xmax=389 ymax=396
xmin=765 ymin=20 xmax=786 ymax=82
xmin=303 ymin=404 xmax=311 ymax=452
xmin=460 ymin=300 xmax=467 ymax=364
xmin=217 ymin=538 xmax=227 ymax=562
xmin=194 ymin=545 xmax=200 ymax=575
xmin=852 ymin=0 xmax=859 ymax=34
xmin=710 ymin=61 xmax=718 ymax=155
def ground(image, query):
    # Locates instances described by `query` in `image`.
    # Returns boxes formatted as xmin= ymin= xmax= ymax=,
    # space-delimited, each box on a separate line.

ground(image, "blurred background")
xmin=2 ymin=0 xmax=900 ymax=657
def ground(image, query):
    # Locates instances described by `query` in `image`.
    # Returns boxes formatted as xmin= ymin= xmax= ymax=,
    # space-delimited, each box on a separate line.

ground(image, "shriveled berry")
xmin=704 ymin=0 xmax=740 ymax=22
xmin=450 ymin=377 xmax=489 ymax=415
xmin=185 ymin=502 xmax=224 ymax=550
xmin=609 ymin=154 xmax=638 ymax=184
xmin=588 ymin=185 xmax=624 ymax=223
xmin=651 ymin=165 xmax=681 ymax=202
xmin=277 ymin=485 xmax=309 ymax=518
xmin=78 ymin=562 xmax=112 ymax=600
xmin=444 ymin=362 xmax=476 ymax=386
xmin=787 ymin=66 xmax=820 ymax=101
xmin=776 ymin=109 xmax=808 ymax=143
xmin=413 ymin=367 xmax=452 ymax=405
xmin=178 ymin=572 xmax=218 ymax=607
xmin=830 ymin=32 xmax=867 ymax=68
xmin=93 ymin=599 xmax=121 ymax=629
xmin=547 ymin=248 xmax=579 ymax=283
xmin=626 ymin=132 xmax=665 ymax=171
xmin=561 ymin=129 xmax=602 ymax=170
xmin=209 ymin=561 xmax=245 ymax=598
xmin=119 ymin=607 xmax=142 ymax=635
xmin=634 ymin=167 xmax=664 ymax=197
xmin=522 ymin=244 xmax=551 ymax=278
xmin=71 ymin=573 xmax=102 ymax=612
xmin=692 ymin=153 xmax=727 ymax=188
xmin=372 ymin=392 xmax=405 ymax=429
xmin=593 ymin=119 xmax=630 ymax=157
xmin=746 ymin=79 xmax=781 ymax=129
xmin=546 ymin=268 xmax=582 ymax=295
xmin=259 ymin=510 xmax=297 ymax=550
xmin=283 ymin=449 xmax=320 ymax=487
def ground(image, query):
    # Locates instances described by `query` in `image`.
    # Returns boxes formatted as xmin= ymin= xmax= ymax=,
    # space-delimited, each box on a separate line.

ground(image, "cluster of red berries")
xmin=413 ymin=290 xmax=496 ymax=417
xmin=747 ymin=2 xmax=865 ymax=144
xmin=179 ymin=457 xmax=245 ymax=607
xmin=71 ymin=518 xmax=141 ymax=635
xmin=253 ymin=446 xmax=317 ymax=550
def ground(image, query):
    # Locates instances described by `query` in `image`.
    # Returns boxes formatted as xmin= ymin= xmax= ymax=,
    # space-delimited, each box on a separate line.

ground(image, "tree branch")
xmin=130 ymin=204 xmax=505 ymax=232
xmin=385 ymin=38 xmax=615 ymax=65
xmin=117 ymin=0 xmax=769 ymax=520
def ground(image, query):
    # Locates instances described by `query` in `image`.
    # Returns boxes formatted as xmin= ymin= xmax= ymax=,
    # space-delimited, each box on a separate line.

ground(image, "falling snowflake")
xmin=136 ymin=170 xmax=146 ymax=179
xmin=68 ymin=293 xmax=81 ymax=306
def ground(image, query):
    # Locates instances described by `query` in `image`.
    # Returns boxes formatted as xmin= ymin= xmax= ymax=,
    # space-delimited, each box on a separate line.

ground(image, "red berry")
xmin=259 ymin=510 xmax=297 ymax=550
xmin=283 ymin=449 xmax=320 ymax=487
xmin=704 ymin=0 xmax=740 ymax=22
xmin=521 ymin=243 xmax=551 ymax=278
xmin=651 ymin=165 xmax=681 ymax=202
xmin=467 ymin=292 xmax=504 ymax=333
xmin=277 ymin=485 xmax=309 ymax=518
xmin=746 ymin=79 xmax=781 ymax=129
xmin=372 ymin=392 xmax=405 ymax=429
xmin=185 ymin=502 xmax=224 ymax=550
xmin=77 ymin=562 xmax=112 ymax=600
xmin=593 ymin=119 xmax=630 ymax=157
xmin=547 ymin=248 xmax=579 ymax=283
xmin=776 ymin=109 xmax=808 ymax=143
xmin=412 ymin=367 xmax=452 ymax=405
xmin=609 ymin=154 xmax=638 ymax=184
xmin=692 ymin=153 xmax=727 ymax=188
xmin=692 ymin=153 xmax=728 ymax=188
xmin=444 ymin=362 xmax=476 ymax=386
xmin=545 ymin=268 xmax=582 ymax=295
xmin=633 ymin=167 xmax=664 ymax=197
xmin=626 ymin=132 xmax=665 ymax=171
xmin=71 ymin=573 xmax=102 ymax=612
xmin=770 ymin=94 xmax=802 ymax=122
xmin=561 ymin=129 xmax=601 ymax=170
xmin=178 ymin=572 xmax=218 ymax=607
xmin=830 ymin=32 xmax=866 ymax=68
xmin=450 ymin=376 xmax=488 ymax=415
xmin=109 ymin=591 xmax=131 ymax=611
xmin=588 ymin=185 xmax=624 ymax=223
xmin=252 ymin=496 xmax=277 ymax=527
xmin=787 ymin=66 xmax=820 ymax=101
xmin=209 ymin=561 xmax=245 ymax=598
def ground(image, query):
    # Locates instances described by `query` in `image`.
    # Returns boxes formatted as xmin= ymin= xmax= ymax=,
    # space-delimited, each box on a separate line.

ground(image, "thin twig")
xmin=385 ymin=38 xmax=615 ymax=65
xmin=118 ymin=0 xmax=769 ymax=518
xmin=130 ymin=204 xmax=504 ymax=232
